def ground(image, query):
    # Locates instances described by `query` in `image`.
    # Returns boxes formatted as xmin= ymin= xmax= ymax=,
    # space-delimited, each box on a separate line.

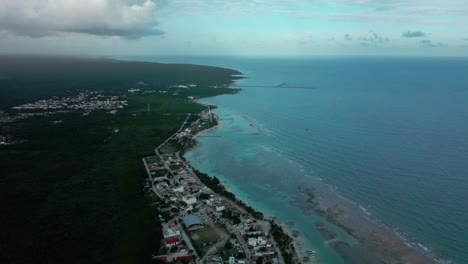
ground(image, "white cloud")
xmin=0 ymin=0 xmax=162 ymax=38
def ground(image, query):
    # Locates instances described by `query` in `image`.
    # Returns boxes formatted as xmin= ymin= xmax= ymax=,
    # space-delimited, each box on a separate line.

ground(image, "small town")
xmin=11 ymin=90 xmax=128 ymax=115
xmin=143 ymin=108 xmax=300 ymax=264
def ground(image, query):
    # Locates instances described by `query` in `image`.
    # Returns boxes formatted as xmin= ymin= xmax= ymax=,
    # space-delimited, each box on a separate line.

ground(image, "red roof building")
xmin=164 ymin=236 xmax=181 ymax=247
xmin=175 ymin=255 xmax=192 ymax=261
xmin=168 ymin=219 xmax=178 ymax=228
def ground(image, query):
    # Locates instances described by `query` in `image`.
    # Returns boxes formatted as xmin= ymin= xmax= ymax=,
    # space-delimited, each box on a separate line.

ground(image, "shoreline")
xmin=182 ymin=100 xmax=304 ymax=263
xmin=183 ymin=96 xmax=440 ymax=264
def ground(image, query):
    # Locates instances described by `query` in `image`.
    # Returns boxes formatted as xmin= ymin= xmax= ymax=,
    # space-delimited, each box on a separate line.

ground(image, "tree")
xmin=170 ymin=245 xmax=178 ymax=253
xmin=224 ymin=241 xmax=233 ymax=250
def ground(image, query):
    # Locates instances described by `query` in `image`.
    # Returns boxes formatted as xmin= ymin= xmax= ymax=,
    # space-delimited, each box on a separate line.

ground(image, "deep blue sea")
xmin=126 ymin=56 xmax=468 ymax=263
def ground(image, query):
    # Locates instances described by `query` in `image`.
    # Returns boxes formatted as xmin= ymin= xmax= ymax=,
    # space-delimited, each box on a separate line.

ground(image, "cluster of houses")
xmin=145 ymin=109 xmax=284 ymax=264
xmin=153 ymin=219 xmax=194 ymax=263
xmin=0 ymin=135 xmax=12 ymax=145
xmin=169 ymin=84 xmax=197 ymax=89
xmin=12 ymin=90 xmax=127 ymax=115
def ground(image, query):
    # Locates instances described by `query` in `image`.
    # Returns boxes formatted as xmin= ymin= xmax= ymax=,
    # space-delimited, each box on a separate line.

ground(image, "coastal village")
xmin=1 ymin=81 xmax=304 ymax=263
xmin=142 ymin=107 xmax=303 ymax=264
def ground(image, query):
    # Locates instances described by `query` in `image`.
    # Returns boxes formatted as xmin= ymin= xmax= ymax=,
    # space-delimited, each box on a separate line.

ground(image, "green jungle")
xmin=0 ymin=56 xmax=241 ymax=264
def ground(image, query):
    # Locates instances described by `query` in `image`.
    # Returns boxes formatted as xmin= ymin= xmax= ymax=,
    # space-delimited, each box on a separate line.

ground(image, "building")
xmin=174 ymin=255 xmax=193 ymax=262
xmin=248 ymin=237 xmax=267 ymax=247
xmin=214 ymin=203 xmax=226 ymax=212
xmin=163 ymin=226 xmax=181 ymax=239
xmin=164 ymin=236 xmax=181 ymax=247
xmin=128 ymin=88 xmax=140 ymax=93
xmin=173 ymin=186 xmax=184 ymax=193
xmin=182 ymin=195 xmax=197 ymax=205
xmin=182 ymin=215 xmax=204 ymax=230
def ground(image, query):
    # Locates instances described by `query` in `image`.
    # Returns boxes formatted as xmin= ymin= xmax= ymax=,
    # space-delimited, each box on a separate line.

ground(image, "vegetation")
xmin=190 ymin=168 xmax=298 ymax=263
xmin=0 ymin=56 xmax=241 ymax=264
xmin=189 ymin=226 xmax=224 ymax=256
xmin=192 ymin=169 xmax=264 ymax=219
xmin=270 ymin=222 xmax=296 ymax=263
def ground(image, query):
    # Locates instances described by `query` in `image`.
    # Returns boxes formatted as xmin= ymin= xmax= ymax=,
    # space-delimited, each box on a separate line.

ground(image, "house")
xmin=248 ymin=237 xmax=267 ymax=247
xmin=173 ymin=186 xmax=184 ymax=193
xmin=164 ymin=236 xmax=181 ymax=247
xmin=163 ymin=226 xmax=181 ymax=239
xmin=168 ymin=219 xmax=178 ymax=228
xmin=179 ymin=246 xmax=189 ymax=252
xmin=214 ymin=203 xmax=226 ymax=212
xmin=182 ymin=195 xmax=197 ymax=205
xmin=128 ymin=88 xmax=140 ymax=93
xmin=174 ymin=255 xmax=193 ymax=262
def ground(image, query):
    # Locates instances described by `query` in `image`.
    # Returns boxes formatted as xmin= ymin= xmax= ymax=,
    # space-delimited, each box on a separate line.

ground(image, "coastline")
xmin=182 ymin=104 xmax=304 ymax=263
xmin=183 ymin=97 xmax=439 ymax=264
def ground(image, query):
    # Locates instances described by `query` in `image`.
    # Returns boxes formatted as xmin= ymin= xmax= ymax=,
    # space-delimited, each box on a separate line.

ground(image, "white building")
xmin=182 ymin=195 xmax=197 ymax=205
xmin=214 ymin=204 xmax=226 ymax=212
xmin=163 ymin=227 xmax=181 ymax=238
xmin=128 ymin=88 xmax=140 ymax=93
xmin=173 ymin=186 xmax=184 ymax=193
xmin=248 ymin=237 xmax=267 ymax=247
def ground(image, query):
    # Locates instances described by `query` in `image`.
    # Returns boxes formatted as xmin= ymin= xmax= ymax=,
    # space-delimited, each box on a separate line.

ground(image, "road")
xmin=154 ymin=114 xmax=191 ymax=176
xmin=175 ymin=151 xmax=253 ymax=263
xmin=142 ymin=157 xmax=164 ymax=199
xmin=179 ymin=225 xmax=201 ymax=264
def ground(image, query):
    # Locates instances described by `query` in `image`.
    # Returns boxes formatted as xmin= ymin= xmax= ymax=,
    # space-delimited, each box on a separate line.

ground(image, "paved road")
xmin=154 ymin=114 xmax=191 ymax=176
xmin=175 ymin=151 xmax=253 ymax=263
xmin=150 ymin=112 xmax=293 ymax=264
xmin=179 ymin=225 xmax=201 ymax=264
xmin=142 ymin=157 xmax=164 ymax=199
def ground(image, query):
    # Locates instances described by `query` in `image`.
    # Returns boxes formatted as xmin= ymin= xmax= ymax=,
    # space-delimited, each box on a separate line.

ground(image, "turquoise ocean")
xmin=127 ymin=56 xmax=468 ymax=263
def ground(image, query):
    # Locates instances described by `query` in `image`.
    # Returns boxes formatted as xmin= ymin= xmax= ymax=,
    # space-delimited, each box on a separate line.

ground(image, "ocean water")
xmin=133 ymin=56 xmax=468 ymax=263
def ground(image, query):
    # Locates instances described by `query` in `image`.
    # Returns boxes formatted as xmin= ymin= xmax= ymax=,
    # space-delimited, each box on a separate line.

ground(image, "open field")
xmin=145 ymin=156 xmax=161 ymax=164
xmin=190 ymin=225 xmax=225 ymax=256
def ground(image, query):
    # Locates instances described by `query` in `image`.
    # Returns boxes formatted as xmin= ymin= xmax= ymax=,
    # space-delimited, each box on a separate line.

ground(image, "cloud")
xmin=0 ymin=0 xmax=162 ymax=39
xmin=402 ymin=30 xmax=428 ymax=38
xmin=357 ymin=32 xmax=389 ymax=44
xmin=345 ymin=34 xmax=352 ymax=41
xmin=418 ymin=39 xmax=445 ymax=47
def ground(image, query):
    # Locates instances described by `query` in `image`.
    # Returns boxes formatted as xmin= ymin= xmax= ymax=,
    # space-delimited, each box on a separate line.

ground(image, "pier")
xmin=233 ymin=82 xmax=317 ymax=89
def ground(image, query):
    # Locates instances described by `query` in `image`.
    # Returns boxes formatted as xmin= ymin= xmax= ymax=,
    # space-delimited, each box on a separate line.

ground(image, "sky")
xmin=1 ymin=0 xmax=468 ymax=57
